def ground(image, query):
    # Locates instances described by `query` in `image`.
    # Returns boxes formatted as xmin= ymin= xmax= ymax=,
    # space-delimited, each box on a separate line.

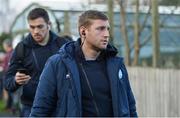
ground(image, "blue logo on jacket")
xmin=118 ymin=69 xmax=123 ymax=80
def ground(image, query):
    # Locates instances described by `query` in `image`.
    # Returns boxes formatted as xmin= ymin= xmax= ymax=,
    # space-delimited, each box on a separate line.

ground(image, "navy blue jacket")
xmin=30 ymin=39 xmax=138 ymax=117
xmin=4 ymin=31 xmax=67 ymax=106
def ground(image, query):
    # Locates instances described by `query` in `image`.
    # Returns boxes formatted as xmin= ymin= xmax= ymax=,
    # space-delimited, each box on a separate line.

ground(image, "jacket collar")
xmin=74 ymin=38 xmax=118 ymax=63
xmin=22 ymin=31 xmax=59 ymax=48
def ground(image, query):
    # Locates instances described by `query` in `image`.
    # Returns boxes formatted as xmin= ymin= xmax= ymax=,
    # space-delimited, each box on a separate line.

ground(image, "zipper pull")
xmin=66 ymin=73 xmax=71 ymax=79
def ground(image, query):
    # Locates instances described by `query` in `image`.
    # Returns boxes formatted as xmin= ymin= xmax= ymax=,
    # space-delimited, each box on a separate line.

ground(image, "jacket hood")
xmin=58 ymin=38 xmax=118 ymax=60
xmin=22 ymin=31 xmax=59 ymax=48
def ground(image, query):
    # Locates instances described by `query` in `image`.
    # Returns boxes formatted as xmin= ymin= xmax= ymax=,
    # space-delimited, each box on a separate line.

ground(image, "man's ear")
xmin=48 ymin=21 xmax=51 ymax=29
xmin=80 ymin=26 xmax=86 ymax=36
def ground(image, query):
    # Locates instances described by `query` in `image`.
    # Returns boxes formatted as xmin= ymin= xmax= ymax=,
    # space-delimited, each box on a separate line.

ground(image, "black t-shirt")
xmin=79 ymin=59 xmax=113 ymax=116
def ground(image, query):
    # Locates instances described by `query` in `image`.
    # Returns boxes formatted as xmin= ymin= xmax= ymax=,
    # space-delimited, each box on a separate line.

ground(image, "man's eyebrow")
xmin=29 ymin=25 xmax=34 ymax=27
xmin=29 ymin=24 xmax=43 ymax=28
xmin=96 ymin=26 xmax=110 ymax=29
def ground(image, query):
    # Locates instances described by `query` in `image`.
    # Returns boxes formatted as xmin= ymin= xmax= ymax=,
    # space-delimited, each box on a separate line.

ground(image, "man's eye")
xmin=30 ymin=26 xmax=35 ymax=29
xmin=37 ymin=25 xmax=44 ymax=29
xmin=97 ymin=27 xmax=104 ymax=30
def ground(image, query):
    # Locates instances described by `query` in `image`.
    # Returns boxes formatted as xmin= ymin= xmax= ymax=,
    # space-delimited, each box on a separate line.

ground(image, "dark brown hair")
xmin=27 ymin=8 xmax=49 ymax=23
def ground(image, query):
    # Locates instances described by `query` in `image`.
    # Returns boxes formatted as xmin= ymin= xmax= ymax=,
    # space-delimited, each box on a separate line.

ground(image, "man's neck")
xmin=82 ymin=44 xmax=101 ymax=60
xmin=38 ymin=32 xmax=50 ymax=46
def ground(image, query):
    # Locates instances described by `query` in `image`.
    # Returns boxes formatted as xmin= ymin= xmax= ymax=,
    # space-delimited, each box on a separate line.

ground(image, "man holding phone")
xmin=4 ymin=8 xmax=68 ymax=116
xmin=16 ymin=68 xmax=30 ymax=84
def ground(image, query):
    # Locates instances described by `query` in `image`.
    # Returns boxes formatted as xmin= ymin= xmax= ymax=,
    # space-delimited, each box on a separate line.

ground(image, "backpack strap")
xmin=15 ymin=42 xmax=25 ymax=65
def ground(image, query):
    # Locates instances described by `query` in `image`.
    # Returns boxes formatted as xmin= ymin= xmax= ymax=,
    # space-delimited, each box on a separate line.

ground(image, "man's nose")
xmin=34 ymin=27 xmax=40 ymax=33
xmin=104 ymin=28 xmax=110 ymax=37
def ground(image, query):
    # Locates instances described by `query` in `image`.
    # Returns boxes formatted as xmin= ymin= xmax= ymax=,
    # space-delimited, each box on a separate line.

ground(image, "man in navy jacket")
xmin=4 ymin=8 xmax=67 ymax=116
xmin=30 ymin=10 xmax=137 ymax=117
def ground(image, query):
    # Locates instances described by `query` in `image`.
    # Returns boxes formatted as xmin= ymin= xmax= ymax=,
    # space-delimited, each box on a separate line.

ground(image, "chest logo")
xmin=118 ymin=69 xmax=123 ymax=79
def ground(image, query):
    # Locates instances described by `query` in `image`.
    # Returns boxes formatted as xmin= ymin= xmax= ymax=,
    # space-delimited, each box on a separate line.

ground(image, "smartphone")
xmin=17 ymin=68 xmax=29 ymax=75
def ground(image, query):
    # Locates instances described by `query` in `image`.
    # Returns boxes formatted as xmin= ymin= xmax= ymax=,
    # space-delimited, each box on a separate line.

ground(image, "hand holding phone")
xmin=17 ymin=68 xmax=29 ymax=75
xmin=16 ymin=68 xmax=31 ymax=85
